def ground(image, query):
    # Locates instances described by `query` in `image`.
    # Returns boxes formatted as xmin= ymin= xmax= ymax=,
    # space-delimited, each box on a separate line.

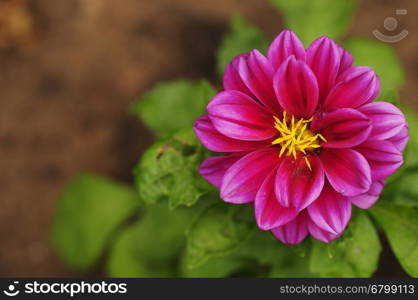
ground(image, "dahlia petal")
xmin=271 ymin=211 xmax=309 ymax=245
xmin=308 ymin=219 xmax=341 ymax=243
xmin=223 ymin=53 xmax=253 ymax=96
xmin=221 ymin=148 xmax=279 ymax=204
xmin=193 ymin=116 xmax=270 ymax=152
xmin=275 ymin=155 xmax=324 ymax=211
xmin=321 ymin=148 xmax=372 ymax=196
xmin=306 ymin=36 xmax=340 ymax=101
xmin=273 ymin=56 xmax=319 ymax=118
xmin=255 ymin=167 xmax=298 ymax=230
xmin=307 ymin=184 xmax=352 ymax=235
xmin=323 ymin=66 xmax=380 ymax=109
xmin=207 ymin=91 xmax=276 ymax=141
xmin=267 ymin=30 xmax=306 ymax=70
xmin=355 ymin=140 xmax=403 ymax=180
xmin=389 ymin=125 xmax=409 ymax=152
xmin=238 ymin=50 xmax=282 ymax=113
xmin=313 ymin=108 xmax=372 ymax=148
xmin=199 ymin=153 xmax=247 ymax=187
xmin=369 ymin=74 xmax=381 ymax=101
xmin=337 ymin=46 xmax=354 ymax=77
xmin=358 ymin=102 xmax=406 ymax=140
xmin=350 ymin=180 xmax=385 ymax=209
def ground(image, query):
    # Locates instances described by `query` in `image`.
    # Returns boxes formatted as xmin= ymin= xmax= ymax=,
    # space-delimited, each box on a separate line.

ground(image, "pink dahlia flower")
xmin=193 ymin=30 xmax=409 ymax=244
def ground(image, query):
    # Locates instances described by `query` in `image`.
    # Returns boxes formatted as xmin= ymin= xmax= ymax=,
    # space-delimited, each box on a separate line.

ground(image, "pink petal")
xmin=273 ymin=56 xmax=319 ymax=118
xmin=193 ymin=116 xmax=271 ymax=152
xmin=389 ymin=125 xmax=409 ymax=152
xmin=223 ymin=53 xmax=253 ymax=96
xmin=355 ymin=140 xmax=403 ymax=181
xmin=207 ymin=91 xmax=276 ymax=141
xmin=358 ymin=102 xmax=406 ymax=140
xmin=255 ymin=167 xmax=298 ymax=230
xmin=275 ymin=155 xmax=324 ymax=211
xmin=350 ymin=180 xmax=385 ymax=209
xmin=369 ymin=74 xmax=381 ymax=101
xmin=312 ymin=108 xmax=372 ymax=148
xmin=221 ymin=148 xmax=279 ymax=204
xmin=267 ymin=30 xmax=306 ymax=70
xmin=307 ymin=183 xmax=352 ymax=235
xmin=320 ymin=148 xmax=372 ymax=196
xmin=308 ymin=219 xmax=341 ymax=243
xmin=323 ymin=66 xmax=380 ymax=109
xmin=271 ymin=211 xmax=309 ymax=245
xmin=306 ymin=36 xmax=340 ymax=102
xmin=199 ymin=153 xmax=247 ymax=187
xmin=337 ymin=46 xmax=354 ymax=78
xmin=238 ymin=50 xmax=282 ymax=114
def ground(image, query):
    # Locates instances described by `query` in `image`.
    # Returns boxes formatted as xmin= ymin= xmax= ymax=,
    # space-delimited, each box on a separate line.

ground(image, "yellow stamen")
xmin=272 ymin=111 xmax=327 ymax=170
xmin=304 ymin=156 xmax=312 ymax=171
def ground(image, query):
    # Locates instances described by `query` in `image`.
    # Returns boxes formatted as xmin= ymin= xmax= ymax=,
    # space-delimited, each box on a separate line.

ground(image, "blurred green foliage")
xmin=370 ymin=203 xmax=418 ymax=277
xmin=51 ymin=0 xmax=418 ymax=278
xmin=216 ymin=15 xmax=268 ymax=75
xmin=107 ymin=204 xmax=195 ymax=277
xmin=51 ymin=174 xmax=139 ymax=271
xmin=404 ymin=109 xmax=418 ymax=167
xmin=130 ymin=80 xmax=215 ymax=138
xmin=271 ymin=0 xmax=355 ymax=45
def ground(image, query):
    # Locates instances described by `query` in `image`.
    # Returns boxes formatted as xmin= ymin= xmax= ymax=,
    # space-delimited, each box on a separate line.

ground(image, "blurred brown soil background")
xmin=0 ymin=0 xmax=416 ymax=277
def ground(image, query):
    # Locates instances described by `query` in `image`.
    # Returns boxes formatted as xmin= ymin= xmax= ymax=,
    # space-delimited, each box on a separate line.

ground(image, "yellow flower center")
xmin=272 ymin=111 xmax=326 ymax=170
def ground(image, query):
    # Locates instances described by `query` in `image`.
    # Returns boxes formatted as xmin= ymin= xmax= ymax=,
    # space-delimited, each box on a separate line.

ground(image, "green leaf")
xmin=309 ymin=210 xmax=381 ymax=277
xmin=405 ymin=108 xmax=418 ymax=145
xmin=183 ymin=227 xmax=316 ymax=277
xmin=269 ymin=255 xmax=314 ymax=278
xmin=239 ymin=230 xmax=315 ymax=277
xmin=404 ymin=108 xmax=418 ymax=167
xmin=382 ymin=165 xmax=418 ymax=207
xmin=182 ymin=227 xmax=316 ymax=277
xmin=131 ymin=80 xmax=215 ymax=137
xmin=134 ymin=128 xmax=212 ymax=209
xmin=180 ymin=255 xmax=257 ymax=278
xmin=344 ymin=38 xmax=404 ymax=103
xmin=235 ymin=229 xmax=286 ymax=266
xmin=185 ymin=203 xmax=255 ymax=268
xmin=402 ymin=108 xmax=418 ymax=168
xmin=182 ymin=229 xmax=280 ymax=277
xmin=370 ymin=203 xmax=418 ymax=277
xmin=216 ymin=15 xmax=268 ymax=75
xmin=376 ymin=89 xmax=399 ymax=105
xmin=271 ymin=0 xmax=355 ymax=45
xmin=51 ymin=173 xmax=139 ymax=271
xmin=106 ymin=204 xmax=194 ymax=277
